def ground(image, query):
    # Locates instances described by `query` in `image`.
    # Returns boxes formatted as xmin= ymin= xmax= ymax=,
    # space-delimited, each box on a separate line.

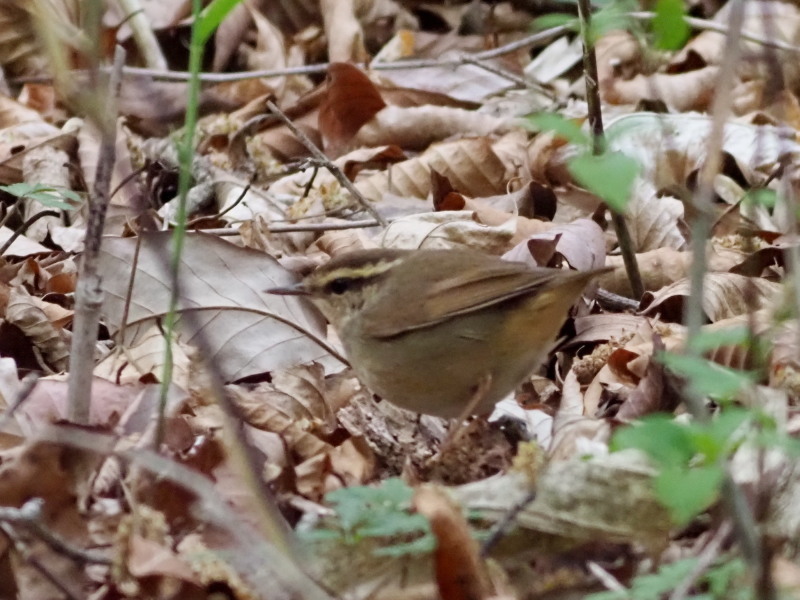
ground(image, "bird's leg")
xmin=438 ymin=372 xmax=493 ymax=454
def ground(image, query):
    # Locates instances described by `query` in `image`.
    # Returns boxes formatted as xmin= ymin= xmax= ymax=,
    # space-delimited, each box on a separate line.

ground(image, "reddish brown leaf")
xmin=318 ymin=63 xmax=386 ymax=157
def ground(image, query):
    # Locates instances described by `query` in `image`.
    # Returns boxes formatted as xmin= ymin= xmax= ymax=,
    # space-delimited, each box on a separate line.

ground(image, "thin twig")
xmin=587 ymin=560 xmax=628 ymax=592
xmin=117 ymin=230 xmax=143 ymax=346
xmin=0 ymin=524 xmax=83 ymax=600
xmin=0 ymin=372 xmax=40 ymax=431
xmin=457 ymin=55 xmax=530 ymax=89
xmin=0 ymin=209 xmax=59 ymax=255
xmin=479 ymin=488 xmax=537 ymax=557
xmin=109 ymin=163 xmax=147 ymax=201
xmin=184 ymin=180 xmax=251 ymax=227
xmin=269 ymin=219 xmax=380 ymax=233
xmin=188 ymin=220 xmax=382 ymax=235
xmin=13 ymin=25 xmax=572 ymax=85
xmin=0 ymin=499 xmax=112 ymax=565
xmin=13 ymin=11 xmax=800 ymax=89
xmin=576 ymin=0 xmax=643 ymax=299
xmin=669 ymin=522 xmax=733 ymax=600
xmin=596 ymin=288 xmax=640 ymax=312
xmin=265 ymin=100 xmax=387 ymax=226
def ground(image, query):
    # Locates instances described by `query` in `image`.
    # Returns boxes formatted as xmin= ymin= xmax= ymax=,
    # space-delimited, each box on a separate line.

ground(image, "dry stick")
xmin=40 ymin=426 xmax=334 ymax=600
xmin=265 ymin=100 xmax=387 ymax=226
xmin=680 ymin=0 xmax=768 ymax=594
xmin=576 ymin=0 xmax=643 ymax=300
xmin=142 ymin=232 xmax=308 ymax=563
xmin=67 ymin=45 xmax=126 ymax=424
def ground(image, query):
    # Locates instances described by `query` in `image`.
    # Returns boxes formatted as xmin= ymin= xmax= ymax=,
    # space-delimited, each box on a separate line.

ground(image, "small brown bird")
xmin=269 ymin=248 xmax=605 ymax=419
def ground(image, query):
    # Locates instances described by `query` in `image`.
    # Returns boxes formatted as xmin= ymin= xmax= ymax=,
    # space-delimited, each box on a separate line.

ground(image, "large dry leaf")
xmin=357 ymin=135 xmax=517 ymax=201
xmin=604 ymin=66 xmax=719 ymax=112
xmin=674 ymin=1 xmax=800 ymax=90
xmin=375 ymin=55 xmax=517 ymax=103
xmin=626 ymin=182 xmax=686 ymax=252
xmin=319 ymin=63 xmax=386 ymax=157
xmin=97 ymin=232 xmax=336 ymax=381
xmin=379 ymin=210 xmax=515 ymax=252
xmin=93 ymin=323 xmax=193 ymax=387
xmin=6 ymin=286 xmax=69 ymax=372
xmin=355 ymin=104 xmax=512 ymax=152
xmin=503 ymin=218 xmax=607 ymax=271
xmin=525 ymin=35 xmax=583 ymax=84
xmin=641 ymin=272 xmax=781 ymax=323
xmin=605 ymin=113 xmax=800 ymax=189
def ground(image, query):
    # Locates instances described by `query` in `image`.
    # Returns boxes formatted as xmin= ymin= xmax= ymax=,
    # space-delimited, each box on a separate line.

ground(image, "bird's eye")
xmin=327 ymin=278 xmax=351 ymax=294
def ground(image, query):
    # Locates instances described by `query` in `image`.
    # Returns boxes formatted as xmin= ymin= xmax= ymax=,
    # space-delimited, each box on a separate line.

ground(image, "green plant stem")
xmin=153 ymin=0 xmax=304 ymax=564
xmin=155 ymin=0 xmax=203 ymax=450
xmin=576 ymin=0 xmax=644 ymax=300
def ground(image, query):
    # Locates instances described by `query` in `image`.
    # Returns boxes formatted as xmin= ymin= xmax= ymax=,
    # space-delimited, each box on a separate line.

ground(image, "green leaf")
xmin=374 ymin=535 xmax=436 ymax=557
xmin=532 ymin=13 xmax=579 ymax=32
xmin=195 ymin=0 xmax=244 ymax=45
xmin=659 ymin=352 xmax=755 ymax=400
xmin=588 ymin=2 xmax=637 ymax=43
xmin=706 ymin=558 xmax=749 ymax=598
xmin=653 ymin=0 xmax=690 ymax=49
xmin=743 ymin=188 xmax=777 ymax=209
xmin=525 ymin=113 xmax=589 ymax=145
xmin=359 ymin=512 xmax=429 ymax=538
xmin=654 ymin=465 xmax=723 ymax=524
xmin=0 ymin=183 xmax=80 ymax=211
xmin=584 ymin=591 xmax=627 ymax=600
xmin=318 ymin=478 xmax=434 ymax=556
xmin=686 ymin=326 xmax=751 ymax=354
xmin=611 ymin=415 xmax=696 ymax=467
xmin=706 ymin=409 xmax=749 ymax=446
xmin=568 ymin=151 xmax=639 ymax=211
xmin=631 ymin=558 xmax=699 ymax=598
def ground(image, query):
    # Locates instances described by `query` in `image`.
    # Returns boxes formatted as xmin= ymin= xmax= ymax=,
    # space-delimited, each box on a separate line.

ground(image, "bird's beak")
xmin=265 ymin=282 xmax=311 ymax=296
